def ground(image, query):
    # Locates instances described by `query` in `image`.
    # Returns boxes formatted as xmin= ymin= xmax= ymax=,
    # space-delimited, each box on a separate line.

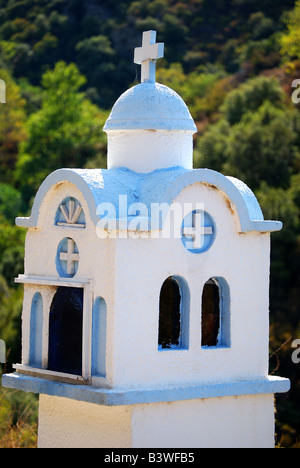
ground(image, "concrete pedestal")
xmin=38 ymin=393 xmax=276 ymax=449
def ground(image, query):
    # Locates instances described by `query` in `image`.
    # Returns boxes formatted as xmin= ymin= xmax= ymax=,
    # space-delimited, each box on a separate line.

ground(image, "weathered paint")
xmin=15 ymin=167 xmax=282 ymax=233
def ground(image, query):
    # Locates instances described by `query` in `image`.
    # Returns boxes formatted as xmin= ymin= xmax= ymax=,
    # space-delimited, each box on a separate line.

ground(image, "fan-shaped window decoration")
xmin=56 ymin=197 xmax=86 ymax=228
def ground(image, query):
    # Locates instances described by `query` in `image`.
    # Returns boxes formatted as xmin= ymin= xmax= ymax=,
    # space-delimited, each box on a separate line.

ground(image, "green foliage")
xmin=280 ymin=0 xmax=300 ymax=61
xmin=0 ymin=68 xmax=27 ymax=183
xmin=256 ymin=182 xmax=299 ymax=235
xmin=0 ymin=0 xmax=295 ymax=107
xmin=0 ymin=214 xmax=25 ymax=366
xmin=195 ymin=77 xmax=300 ymax=190
xmin=0 ymin=214 xmax=25 ymax=293
xmin=16 ymin=61 xmax=108 ymax=202
xmin=75 ymin=35 xmax=117 ymax=107
xmin=0 ymin=183 xmax=23 ymax=223
xmin=157 ymin=63 xmax=227 ymax=120
xmin=0 ymin=383 xmax=38 ymax=448
xmin=221 ymin=76 xmax=285 ymax=125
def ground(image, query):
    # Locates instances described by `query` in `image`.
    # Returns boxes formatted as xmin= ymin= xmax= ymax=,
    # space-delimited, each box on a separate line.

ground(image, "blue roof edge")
xmin=15 ymin=167 xmax=283 ymax=234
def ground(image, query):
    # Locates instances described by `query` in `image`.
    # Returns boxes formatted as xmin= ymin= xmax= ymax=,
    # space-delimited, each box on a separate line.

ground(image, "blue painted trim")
xmin=2 ymin=373 xmax=290 ymax=407
xmin=92 ymin=297 xmax=107 ymax=377
xmin=181 ymin=210 xmax=216 ymax=254
xmin=29 ymin=293 xmax=43 ymax=368
xmin=15 ymin=167 xmax=282 ymax=234
xmin=56 ymin=237 xmax=79 ymax=278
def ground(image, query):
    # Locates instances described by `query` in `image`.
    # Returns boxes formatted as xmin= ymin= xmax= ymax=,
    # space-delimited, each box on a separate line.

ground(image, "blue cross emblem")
xmin=181 ymin=210 xmax=215 ymax=254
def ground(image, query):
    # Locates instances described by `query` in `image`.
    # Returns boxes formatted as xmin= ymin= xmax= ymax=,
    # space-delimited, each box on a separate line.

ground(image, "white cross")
xmin=183 ymin=211 xmax=213 ymax=250
xmin=134 ymin=30 xmax=164 ymax=83
xmin=59 ymin=239 xmax=80 ymax=276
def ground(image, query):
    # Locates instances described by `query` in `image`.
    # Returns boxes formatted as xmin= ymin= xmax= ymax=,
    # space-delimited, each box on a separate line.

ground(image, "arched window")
xmin=29 ymin=292 xmax=43 ymax=368
xmin=201 ymin=278 xmax=230 ymax=348
xmin=158 ymin=276 xmax=189 ymax=350
xmin=48 ymin=287 xmax=83 ymax=375
xmin=92 ymin=297 xmax=107 ymax=377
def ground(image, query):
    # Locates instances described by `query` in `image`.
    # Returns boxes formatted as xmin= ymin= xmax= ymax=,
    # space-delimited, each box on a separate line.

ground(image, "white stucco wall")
xmin=38 ymin=393 xmax=276 ymax=448
xmin=21 ymin=181 xmax=116 ymax=386
xmin=38 ymin=394 xmax=132 ymax=448
xmin=110 ymin=182 xmax=271 ymax=388
xmin=131 ymin=394 xmax=275 ymax=448
xmin=21 ymin=178 xmax=271 ymax=390
xmin=107 ymin=129 xmax=194 ymax=172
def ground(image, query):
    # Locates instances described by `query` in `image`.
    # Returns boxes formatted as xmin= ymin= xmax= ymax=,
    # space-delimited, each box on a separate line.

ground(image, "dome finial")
xmin=134 ymin=31 xmax=164 ymax=83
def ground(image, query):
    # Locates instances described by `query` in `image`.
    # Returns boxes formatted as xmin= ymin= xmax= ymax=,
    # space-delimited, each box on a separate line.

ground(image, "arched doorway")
xmin=201 ymin=278 xmax=230 ymax=348
xmin=48 ymin=287 xmax=83 ymax=375
xmin=158 ymin=276 xmax=189 ymax=350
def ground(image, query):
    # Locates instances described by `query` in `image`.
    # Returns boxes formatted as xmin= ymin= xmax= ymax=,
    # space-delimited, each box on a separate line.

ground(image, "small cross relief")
xmin=183 ymin=211 xmax=213 ymax=250
xmin=182 ymin=210 xmax=215 ymax=254
xmin=56 ymin=237 xmax=80 ymax=278
xmin=56 ymin=198 xmax=86 ymax=228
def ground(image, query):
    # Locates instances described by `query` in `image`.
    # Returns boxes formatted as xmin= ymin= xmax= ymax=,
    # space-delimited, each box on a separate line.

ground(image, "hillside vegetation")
xmin=0 ymin=0 xmax=300 ymax=447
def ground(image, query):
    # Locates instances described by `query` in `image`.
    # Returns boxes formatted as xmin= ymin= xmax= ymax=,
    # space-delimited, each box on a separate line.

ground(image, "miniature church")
xmin=3 ymin=31 xmax=290 ymax=448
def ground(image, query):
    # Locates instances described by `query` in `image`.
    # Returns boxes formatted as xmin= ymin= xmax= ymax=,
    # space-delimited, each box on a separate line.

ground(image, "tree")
xmin=0 ymin=183 xmax=23 ymax=223
xmin=221 ymin=76 xmax=285 ymax=125
xmin=280 ymin=0 xmax=300 ymax=61
xmin=75 ymin=35 xmax=117 ymax=108
xmin=195 ymin=76 xmax=300 ymax=190
xmin=16 ymin=61 xmax=108 ymax=204
xmin=156 ymin=63 xmax=227 ymax=121
xmin=0 ymin=68 xmax=27 ymax=183
xmin=0 ymin=213 xmax=25 ymax=365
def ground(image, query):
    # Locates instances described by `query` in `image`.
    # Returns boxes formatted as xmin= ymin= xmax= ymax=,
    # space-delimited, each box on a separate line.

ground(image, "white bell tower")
xmin=104 ymin=30 xmax=197 ymax=173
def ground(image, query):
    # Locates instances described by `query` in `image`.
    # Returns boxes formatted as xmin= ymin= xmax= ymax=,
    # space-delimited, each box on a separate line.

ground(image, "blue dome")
xmin=104 ymin=82 xmax=197 ymax=133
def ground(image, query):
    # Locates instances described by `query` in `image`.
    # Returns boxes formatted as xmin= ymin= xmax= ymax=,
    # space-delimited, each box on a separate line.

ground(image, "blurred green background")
xmin=0 ymin=0 xmax=300 ymax=448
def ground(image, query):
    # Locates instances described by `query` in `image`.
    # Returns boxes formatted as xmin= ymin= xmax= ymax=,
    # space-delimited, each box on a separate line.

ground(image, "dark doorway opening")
xmin=48 ymin=287 xmax=83 ymax=375
xmin=201 ymin=279 xmax=220 ymax=347
xmin=158 ymin=277 xmax=181 ymax=349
